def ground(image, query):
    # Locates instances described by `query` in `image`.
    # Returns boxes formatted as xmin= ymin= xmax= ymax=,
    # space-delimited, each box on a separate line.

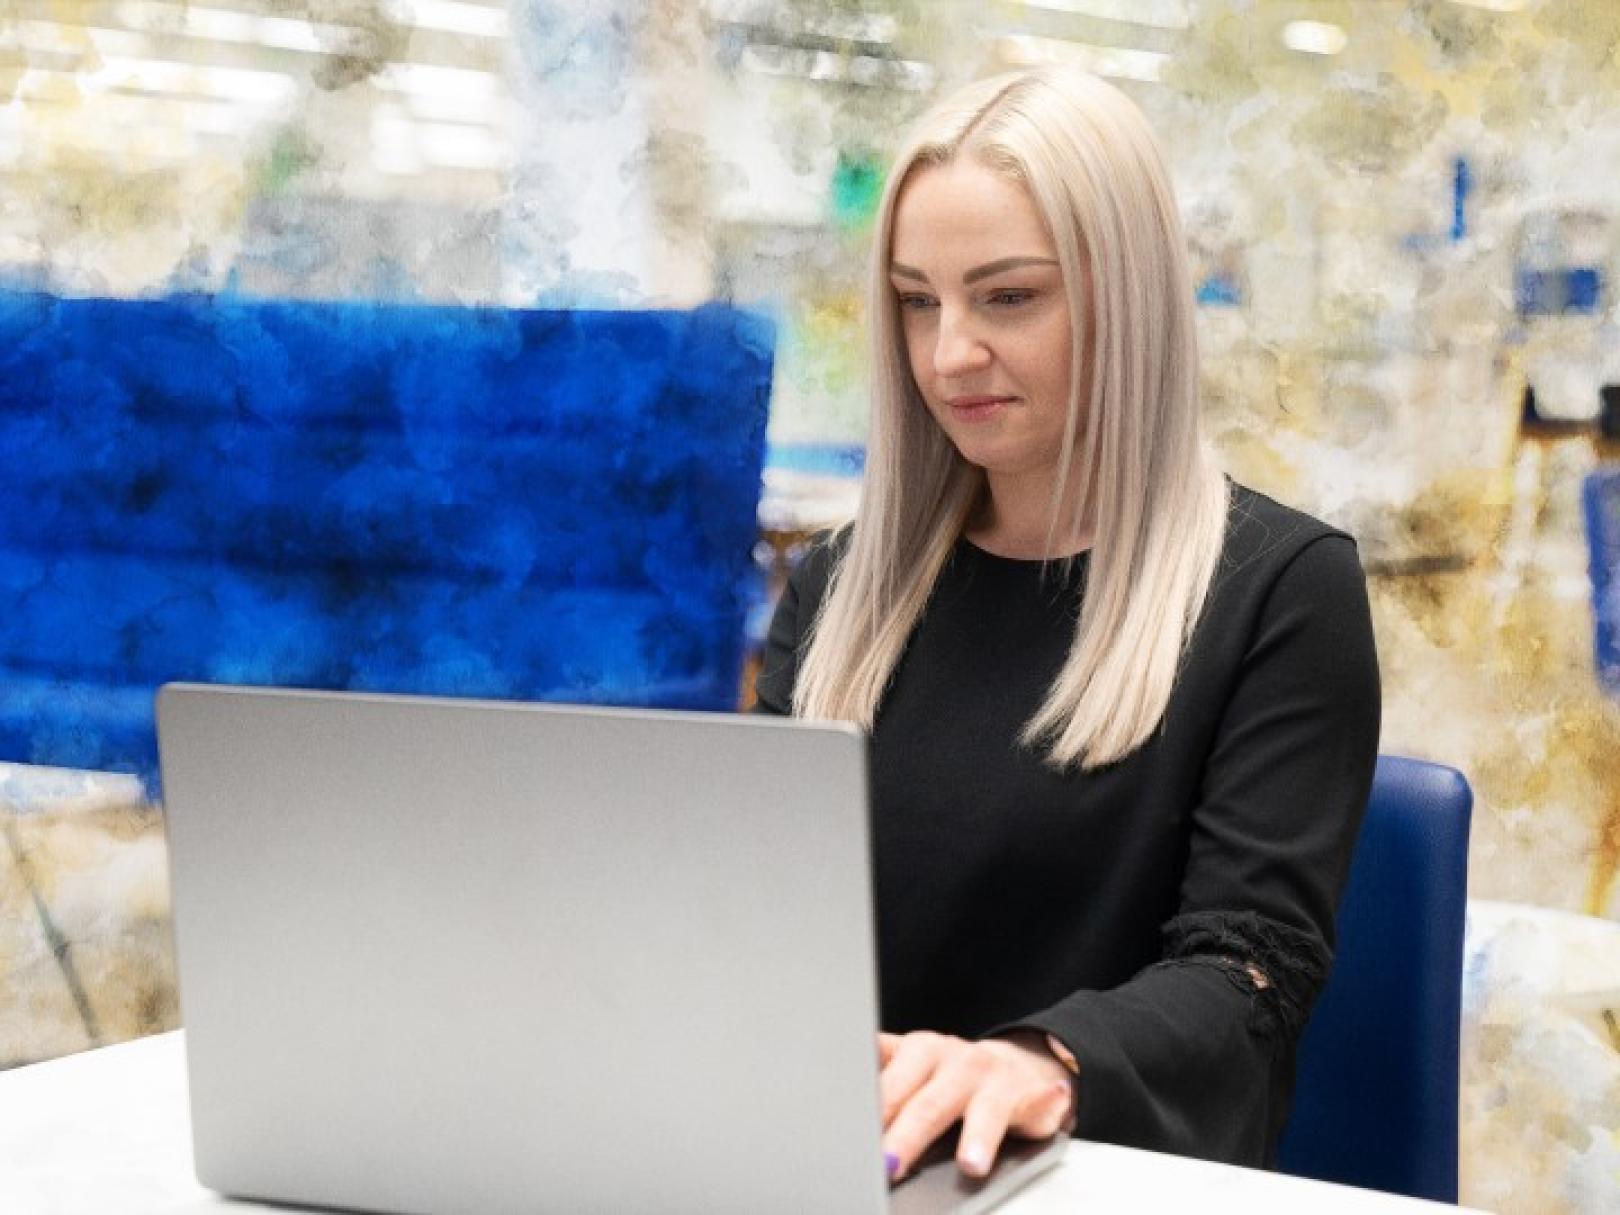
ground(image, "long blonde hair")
xmin=792 ymin=66 xmax=1230 ymax=772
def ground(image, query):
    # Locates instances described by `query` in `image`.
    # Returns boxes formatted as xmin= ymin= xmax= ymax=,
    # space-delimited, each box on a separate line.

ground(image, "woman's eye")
xmin=988 ymin=289 xmax=1035 ymax=307
xmin=897 ymin=294 xmax=937 ymax=311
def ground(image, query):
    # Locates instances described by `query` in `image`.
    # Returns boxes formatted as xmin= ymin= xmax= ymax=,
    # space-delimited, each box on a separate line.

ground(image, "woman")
xmin=753 ymin=66 xmax=1380 ymax=1183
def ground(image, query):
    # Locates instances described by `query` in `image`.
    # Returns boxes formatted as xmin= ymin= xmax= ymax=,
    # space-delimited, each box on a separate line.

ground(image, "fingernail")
xmin=961 ymin=1143 xmax=990 ymax=1176
xmin=885 ymin=1151 xmax=900 ymax=1179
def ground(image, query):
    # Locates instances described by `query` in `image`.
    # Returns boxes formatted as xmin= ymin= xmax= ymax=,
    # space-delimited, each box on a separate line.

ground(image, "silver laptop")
xmin=156 ymin=684 xmax=1065 ymax=1215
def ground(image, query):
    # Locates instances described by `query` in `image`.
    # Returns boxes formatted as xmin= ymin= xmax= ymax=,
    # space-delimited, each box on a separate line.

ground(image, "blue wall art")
xmin=0 ymin=292 xmax=775 ymax=783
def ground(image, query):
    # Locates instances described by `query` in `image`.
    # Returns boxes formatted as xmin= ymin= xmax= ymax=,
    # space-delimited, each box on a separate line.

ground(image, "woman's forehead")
xmin=890 ymin=160 xmax=1056 ymax=267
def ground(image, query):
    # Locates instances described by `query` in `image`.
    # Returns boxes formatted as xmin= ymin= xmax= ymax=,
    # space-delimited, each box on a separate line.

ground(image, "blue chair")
xmin=1277 ymin=755 xmax=1473 ymax=1202
xmin=1583 ymin=466 xmax=1620 ymax=698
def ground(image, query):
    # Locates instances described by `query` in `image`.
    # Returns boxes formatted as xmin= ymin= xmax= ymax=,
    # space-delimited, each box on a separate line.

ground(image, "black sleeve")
xmin=750 ymin=529 xmax=841 ymax=717
xmin=988 ymin=534 xmax=1382 ymax=1166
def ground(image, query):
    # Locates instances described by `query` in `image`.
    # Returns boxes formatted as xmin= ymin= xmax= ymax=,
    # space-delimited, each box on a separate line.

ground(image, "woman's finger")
xmin=877 ymin=1032 xmax=945 ymax=1128
xmin=877 ymin=1031 xmax=902 ymax=1067
xmin=1006 ymin=1076 xmax=1076 ymax=1140
xmin=954 ymin=1063 xmax=1070 ymax=1179
xmin=974 ymin=1035 xmax=1077 ymax=1139
xmin=952 ymin=1072 xmax=1029 ymax=1178
xmin=881 ymin=1064 xmax=976 ymax=1181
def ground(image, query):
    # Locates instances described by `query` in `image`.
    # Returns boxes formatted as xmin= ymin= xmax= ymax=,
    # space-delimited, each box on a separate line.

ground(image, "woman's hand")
xmin=878 ymin=1029 xmax=1076 ymax=1182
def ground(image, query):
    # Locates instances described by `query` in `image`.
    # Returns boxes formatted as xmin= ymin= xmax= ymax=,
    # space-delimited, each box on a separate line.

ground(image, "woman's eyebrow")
xmin=888 ymin=256 xmax=1059 ymax=285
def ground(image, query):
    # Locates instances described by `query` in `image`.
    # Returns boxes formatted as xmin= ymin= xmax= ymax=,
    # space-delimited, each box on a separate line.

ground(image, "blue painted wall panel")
xmin=0 ymin=292 xmax=775 ymax=781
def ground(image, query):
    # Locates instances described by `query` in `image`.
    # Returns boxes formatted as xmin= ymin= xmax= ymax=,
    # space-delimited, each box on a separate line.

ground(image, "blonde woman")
xmin=754 ymin=66 xmax=1380 ymax=1184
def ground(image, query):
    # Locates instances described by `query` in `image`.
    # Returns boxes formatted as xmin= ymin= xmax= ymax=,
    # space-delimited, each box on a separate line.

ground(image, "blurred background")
xmin=3 ymin=2 xmax=1619 ymax=1209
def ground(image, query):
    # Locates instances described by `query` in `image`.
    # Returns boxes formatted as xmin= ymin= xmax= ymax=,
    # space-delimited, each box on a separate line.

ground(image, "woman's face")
xmin=888 ymin=158 xmax=1083 ymax=485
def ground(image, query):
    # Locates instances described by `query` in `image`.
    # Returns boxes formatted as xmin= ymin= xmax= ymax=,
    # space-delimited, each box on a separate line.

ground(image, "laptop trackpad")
xmin=888 ymin=1126 xmax=1067 ymax=1214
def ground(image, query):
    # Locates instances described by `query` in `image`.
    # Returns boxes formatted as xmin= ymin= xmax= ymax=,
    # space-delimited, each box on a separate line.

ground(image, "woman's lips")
xmin=947 ymin=395 xmax=1014 ymax=421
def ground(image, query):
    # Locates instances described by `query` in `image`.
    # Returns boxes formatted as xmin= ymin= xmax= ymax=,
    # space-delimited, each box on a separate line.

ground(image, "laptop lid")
xmin=159 ymin=683 xmax=895 ymax=1214
xmin=157 ymin=683 xmax=1065 ymax=1214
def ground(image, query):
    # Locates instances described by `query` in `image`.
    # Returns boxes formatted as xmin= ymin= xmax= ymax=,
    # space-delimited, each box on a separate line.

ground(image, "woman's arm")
xmin=750 ymin=529 xmax=841 ymax=716
xmin=981 ymin=533 xmax=1381 ymax=1165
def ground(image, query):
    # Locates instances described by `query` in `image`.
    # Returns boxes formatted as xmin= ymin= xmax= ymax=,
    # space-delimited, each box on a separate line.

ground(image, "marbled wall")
xmin=5 ymin=2 xmax=1619 ymax=1210
xmin=0 ymin=767 xmax=174 ymax=1068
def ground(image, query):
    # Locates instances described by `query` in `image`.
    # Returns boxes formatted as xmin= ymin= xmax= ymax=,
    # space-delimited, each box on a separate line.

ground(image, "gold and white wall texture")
xmin=3 ymin=2 xmax=1620 ymax=1211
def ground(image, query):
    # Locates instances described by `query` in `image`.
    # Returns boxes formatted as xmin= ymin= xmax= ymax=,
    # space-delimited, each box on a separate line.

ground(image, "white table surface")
xmin=0 ymin=1032 xmax=1486 ymax=1215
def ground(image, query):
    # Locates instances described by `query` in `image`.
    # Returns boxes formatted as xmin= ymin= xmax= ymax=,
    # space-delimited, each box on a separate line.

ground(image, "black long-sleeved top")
xmin=752 ymin=481 xmax=1381 ymax=1168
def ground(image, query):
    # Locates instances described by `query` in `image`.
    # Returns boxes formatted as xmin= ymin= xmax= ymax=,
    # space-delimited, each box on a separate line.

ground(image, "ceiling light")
xmin=20 ymin=50 xmax=298 ymax=106
xmin=995 ymin=33 xmax=1169 ymax=83
xmin=10 ymin=20 xmax=147 ymax=59
xmin=0 ymin=111 xmax=197 ymax=162
xmin=377 ymin=61 xmax=501 ymax=99
xmin=415 ymin=119 xmax=510 ymax=169
xmin=98 ymin=56 xmax=298 ymax=105
xmin=112 ymin=1 xmax=344 ymax=53
xmin=1019 ymin=0 xmax=1191 ymax=30
xmin=115 ymin=1 xmax=255 ymax=45
xmin=385 ymin=0 xmax=510 ymax=39
xmin=400 ymin=89 xmax=502 ymax=125
xmin=371 ymin=109 xmax=423 ymax=175
xmin=15 ymin=61 xmax=297 ymax=120
xmin=1282 ymin=20 xmax=1348 ymax=56
xmin=703 ymin=1 xmax=896 ymax=43
xmin=17 ymin=89 xmax=273 ymax=138
xmin=10 ymin=18 xmax=325 ymax=74
xmin=374 ymin=62 xmax=504 ymax=124
xmin=738 ymin=44 xmax=935 ymax=91
xmin=371 ymin=109 xmax=509 ymax=173
xmin=798 ymin=12 xmax=899 ymax=43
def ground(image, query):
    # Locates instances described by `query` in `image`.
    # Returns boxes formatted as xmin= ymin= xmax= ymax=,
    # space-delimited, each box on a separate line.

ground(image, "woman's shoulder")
xmin=1181 ymin=482 xmax=1374 ymax=692
xmin=1220 ymin=479 xmax=1357 ymax=568
xmin=1213 ymin=480 xmax=1364 ymax=603
xmin=785 ymin=521 xmax=855 ymax=602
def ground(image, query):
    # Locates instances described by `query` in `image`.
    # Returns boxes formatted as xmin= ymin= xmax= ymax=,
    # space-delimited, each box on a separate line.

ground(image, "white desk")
xmin=0 ymin=1033 xmax=1483 ymax=1214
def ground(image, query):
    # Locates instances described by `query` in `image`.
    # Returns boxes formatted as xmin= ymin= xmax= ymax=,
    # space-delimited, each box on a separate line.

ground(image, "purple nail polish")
xmin=885 ymin=1151 xmax=900 ymax=1178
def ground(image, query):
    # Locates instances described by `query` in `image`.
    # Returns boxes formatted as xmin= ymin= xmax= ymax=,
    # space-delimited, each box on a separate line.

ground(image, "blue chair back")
xmin=1277 ymin=755 xmax=1473 ymax=1202
xmin=1584 ymin=466 xmax=1620 ymax=698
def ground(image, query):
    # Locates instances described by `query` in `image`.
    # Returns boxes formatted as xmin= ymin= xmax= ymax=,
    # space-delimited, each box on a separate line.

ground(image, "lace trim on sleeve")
xmin=1159 ymin=910 xmax=1331 ymax=1042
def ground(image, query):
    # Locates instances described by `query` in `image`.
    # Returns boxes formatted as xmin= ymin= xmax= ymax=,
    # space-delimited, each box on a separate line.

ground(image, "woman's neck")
xmin=963 ymin=472 xmax=1093 ymax=560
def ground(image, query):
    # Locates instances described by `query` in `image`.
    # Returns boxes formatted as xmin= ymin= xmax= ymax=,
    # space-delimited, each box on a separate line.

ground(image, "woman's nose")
xmin=933 ymin=309 xmax=991 ymax=377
